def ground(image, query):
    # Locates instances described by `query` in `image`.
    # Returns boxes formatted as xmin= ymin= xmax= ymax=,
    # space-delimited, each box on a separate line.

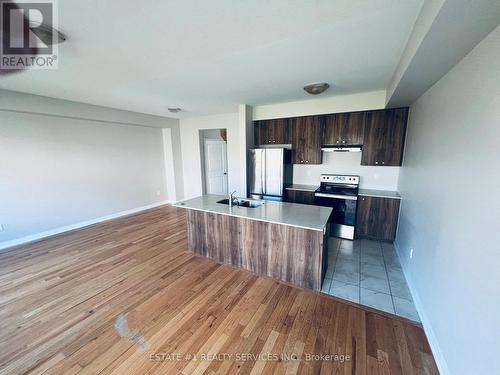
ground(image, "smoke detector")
xmin=303 ymin=82 xmax=330 ymax=95
xmin=168 ymin=107 xmax=182 ymax=113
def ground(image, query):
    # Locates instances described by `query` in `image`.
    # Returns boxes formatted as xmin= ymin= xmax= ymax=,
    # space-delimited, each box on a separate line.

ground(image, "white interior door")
xmin=204 ymin=139 xmax=228 ymax=194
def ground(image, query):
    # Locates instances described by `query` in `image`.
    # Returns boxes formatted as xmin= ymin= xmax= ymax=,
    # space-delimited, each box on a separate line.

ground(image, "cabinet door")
xmin=342 ymin=111 xmax=365 ymax=145
xmin=322 ymin=112 xmax=365 ymax=145
xmin=380 ymin=108 xmax=408 ymax=166
xmin=285 ymin=190 xmax=316 ymax=205
xmin=361 ymin=111 xmax=386 ymax=165
xmin=361 ymin=108 xmax=408 ymax=166
xmin=253 ymin=119 xmax=288 ymax=145
xmin=356 ymin=196 xmax=376 ymax=238
xmin=356 ymin=196 xmax=400 ymax=241
xmin=254 ymin=121 xmax=264 ymax=146
xmin=322 ymin=114 xmax=343 ymax=145
xmin=268 ymin=118 xmax=288 ymax=144
xmin=291 ymin=116 xmax=322 ymax=164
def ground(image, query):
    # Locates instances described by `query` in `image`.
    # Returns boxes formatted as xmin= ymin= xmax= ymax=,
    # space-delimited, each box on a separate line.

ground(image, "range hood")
xmin=321 ymin=145 xmax=362 ymax=152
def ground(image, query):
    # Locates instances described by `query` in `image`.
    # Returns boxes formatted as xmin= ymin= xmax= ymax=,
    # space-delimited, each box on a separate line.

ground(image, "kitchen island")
xmin=174 ymin=195 xmax=332 ymax=290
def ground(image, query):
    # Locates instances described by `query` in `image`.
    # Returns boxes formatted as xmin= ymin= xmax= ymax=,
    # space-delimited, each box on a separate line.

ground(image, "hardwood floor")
xmin=0 ymin=205 xmax=438 ymax=374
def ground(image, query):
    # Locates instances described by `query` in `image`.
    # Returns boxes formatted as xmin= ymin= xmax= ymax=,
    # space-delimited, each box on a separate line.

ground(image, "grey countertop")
xmin=358 ymin=189 xmax=401 ymax=199
xmin=173 ymin=195 xmax=332 ymax=231
xmin=285 ymin=184 xmax=319 ymax=192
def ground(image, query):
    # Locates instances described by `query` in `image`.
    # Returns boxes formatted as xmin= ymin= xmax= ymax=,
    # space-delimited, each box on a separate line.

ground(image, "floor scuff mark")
xmin=114 ymin=313 xmax=149 ymax=351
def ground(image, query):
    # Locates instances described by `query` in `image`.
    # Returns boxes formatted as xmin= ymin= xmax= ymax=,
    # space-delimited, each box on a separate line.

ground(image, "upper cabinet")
xmin=322 ymin=111 xmax=365 ymax=145
xmin=290 ymin=116 xmax=322 ymax=164
xmin=361 ymin=108 xmax=408 ymax=166
xmin=252 ymin=107 xmax=408 ymax=167
xmin=254 ymin=118 xmax=289 ymax=145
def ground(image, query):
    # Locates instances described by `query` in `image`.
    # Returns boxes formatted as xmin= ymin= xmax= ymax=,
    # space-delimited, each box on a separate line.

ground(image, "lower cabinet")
xmin=356 ymin=196 xmax=400 ymax=241
xmin=285 ymin=189 xmax=316 ymax=205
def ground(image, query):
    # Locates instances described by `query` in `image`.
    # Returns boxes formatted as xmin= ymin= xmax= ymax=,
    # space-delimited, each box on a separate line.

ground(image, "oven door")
xmin=314 ymin=193 xmax=357 ymax=239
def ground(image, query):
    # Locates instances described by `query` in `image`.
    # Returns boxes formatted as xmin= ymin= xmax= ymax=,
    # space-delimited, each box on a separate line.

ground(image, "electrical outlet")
xmin=409 ymin=248 xmax=414 ymax=259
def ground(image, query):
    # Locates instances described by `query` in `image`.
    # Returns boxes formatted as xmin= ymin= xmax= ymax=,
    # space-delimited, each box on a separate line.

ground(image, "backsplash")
xmin=293 ymin=152 xmax=400 ymax=190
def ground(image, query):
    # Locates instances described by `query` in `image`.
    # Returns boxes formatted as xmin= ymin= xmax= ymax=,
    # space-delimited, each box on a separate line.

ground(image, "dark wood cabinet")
xmin=254 ymin=118 xmax=289 ymax=145
xmin=361 ymin=108 xmax=408 ymax=166
xmin=322 ymin=112 xmax=365 ymax=145
xmin=285 ymin=189 xmax=316 ymax=205
xmin=356 ymin=196 xmax=400 ymax=241
xmin=252 ymin=107 xmax=408 ymax=167
xmin=290 ymin=116 xmax=322 ymax=164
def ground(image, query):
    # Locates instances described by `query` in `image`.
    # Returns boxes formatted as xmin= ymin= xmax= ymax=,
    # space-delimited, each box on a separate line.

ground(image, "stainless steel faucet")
xmin=228 ymin=190 xmax=237 ymax=208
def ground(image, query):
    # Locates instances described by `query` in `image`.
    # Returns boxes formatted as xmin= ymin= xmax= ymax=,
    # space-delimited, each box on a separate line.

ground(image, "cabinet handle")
xmin=375 ymin=161 xmax=379 ymax=165
xmin=342 ymin=140 xmax=346 ymax=144
xmin=382 ymin=161 xmax=385 ymax=165
xmin=336 ymin=140 xmax=340 ymax=144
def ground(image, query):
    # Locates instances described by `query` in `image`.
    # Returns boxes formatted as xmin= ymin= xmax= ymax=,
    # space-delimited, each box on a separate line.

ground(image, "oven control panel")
xmin=320 ymin=174 xmax=359 ymax=185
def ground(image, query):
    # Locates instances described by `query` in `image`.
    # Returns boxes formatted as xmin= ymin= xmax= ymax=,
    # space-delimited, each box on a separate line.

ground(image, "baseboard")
xmin=394 ymin=240 xmax=450 ymax=375
xmin=0 ymin=200 xmax=173 ymax=251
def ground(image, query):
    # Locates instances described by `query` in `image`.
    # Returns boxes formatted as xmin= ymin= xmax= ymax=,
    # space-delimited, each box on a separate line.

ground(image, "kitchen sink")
xmin=216 ymin=198 xmax=263 ymax=208
xmin=237 ymin=200 xmax=263 ymax=208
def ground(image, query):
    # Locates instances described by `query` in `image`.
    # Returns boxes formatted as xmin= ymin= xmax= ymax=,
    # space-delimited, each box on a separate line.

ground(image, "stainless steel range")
xmin=314 ymin=174 xmax=360 ymax=240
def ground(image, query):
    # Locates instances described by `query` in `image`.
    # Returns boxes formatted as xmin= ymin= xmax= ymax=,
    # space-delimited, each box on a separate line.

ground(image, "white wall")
xmin=386 ymin=0 xmax=445 ymax=104
xmin=239 ymin=104 xmax=254 ymax=197
xmin=0 ymin=89 xmax=184 ymax=201
xmin=253 ymin=90 xmax=386 ymax=120
xmin=0 ymin=113 xmax=167 ymax=243
xmin=0 ymin=90 xmax=181 ymax=247
xmin=293 ymin=152 xmax=400 ymax=190
xmin=179 ymin=112 xmax=242 ymax=199
xmin=162 ymin=128 xmax=177 ymax=201
xmin=396 ymin=27 xmax=500 ymax=375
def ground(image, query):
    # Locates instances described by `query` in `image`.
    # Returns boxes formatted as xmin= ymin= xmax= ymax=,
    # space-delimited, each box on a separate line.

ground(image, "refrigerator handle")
xmin=279 ymin=151 xmax=283 ymax=196
xmin=262 ymin=150 xmax=266 ymax=195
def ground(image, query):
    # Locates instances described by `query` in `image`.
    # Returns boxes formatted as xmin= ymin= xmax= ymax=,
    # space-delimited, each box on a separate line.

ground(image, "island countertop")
xmin=173 ymin=195 xmax=332 ymax=232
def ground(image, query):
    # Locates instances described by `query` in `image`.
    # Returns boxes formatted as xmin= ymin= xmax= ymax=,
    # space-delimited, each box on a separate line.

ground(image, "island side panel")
xmin=241 ymin=218 xmax=270 ymax=277
xmin=187 ymin=209 xmax=205 ymax=256
xmin=187 ymin=210 xmax=241 ymax=264
xmin=287 ymin=226 xmax=324 ymax=290
xmin=186 ymin=209 xmax=325 ymax=290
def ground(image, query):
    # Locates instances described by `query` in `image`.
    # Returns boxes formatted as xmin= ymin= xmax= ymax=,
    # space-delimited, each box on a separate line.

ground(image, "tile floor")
xmin=321 ymin=237 xmax=420 ymax=322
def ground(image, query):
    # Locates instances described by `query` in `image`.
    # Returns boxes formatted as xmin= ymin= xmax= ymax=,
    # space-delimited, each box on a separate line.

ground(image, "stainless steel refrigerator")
xmin=248 ymin=148 xmax=293 ymax=201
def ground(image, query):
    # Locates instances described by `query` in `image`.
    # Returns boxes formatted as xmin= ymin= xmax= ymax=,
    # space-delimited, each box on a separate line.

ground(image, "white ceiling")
xmin=0 ymin=0 xmax=423 ymax=118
